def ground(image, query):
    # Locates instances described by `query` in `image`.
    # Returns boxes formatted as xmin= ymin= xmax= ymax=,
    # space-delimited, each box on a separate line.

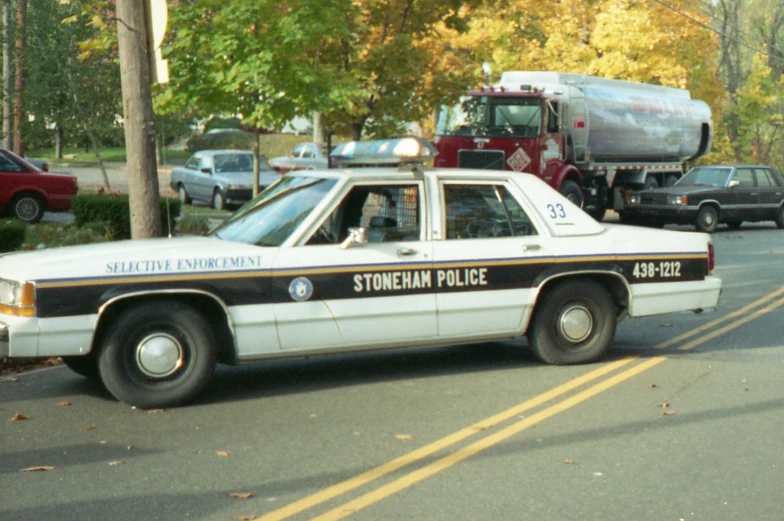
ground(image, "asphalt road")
xmin=2 ymin=223 xmax=784 ymax=521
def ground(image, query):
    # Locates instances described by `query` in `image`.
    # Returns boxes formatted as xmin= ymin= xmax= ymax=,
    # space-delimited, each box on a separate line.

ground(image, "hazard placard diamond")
xmin=506 ymin=147 xmax=531 ymax=172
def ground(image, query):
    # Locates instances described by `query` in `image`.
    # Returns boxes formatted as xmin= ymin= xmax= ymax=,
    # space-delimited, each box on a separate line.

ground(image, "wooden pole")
xmin=116 ymin=0 xmax=162 ymax=238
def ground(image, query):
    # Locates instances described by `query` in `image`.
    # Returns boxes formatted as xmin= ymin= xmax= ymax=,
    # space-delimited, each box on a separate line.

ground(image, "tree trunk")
xmin=117 ymin=0 xmax=162 ymax=239
xmin=2 ymin=5 xmax=12 ymax=150
xmin=55 ymin=125 xmax=63 ymax=159
xmin=12 ymin=0 xmax=24 ymax=157
xmin=313 ymin=112 xmax=325 ymax=144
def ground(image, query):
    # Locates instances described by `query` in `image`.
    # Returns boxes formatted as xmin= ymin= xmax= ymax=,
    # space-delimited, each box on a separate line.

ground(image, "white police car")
xmin=0 ymin=138 xmax=722 ymax=408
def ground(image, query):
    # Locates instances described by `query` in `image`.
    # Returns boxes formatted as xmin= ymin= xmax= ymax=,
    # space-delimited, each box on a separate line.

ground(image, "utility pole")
xmin=2 ymin=4 xmax=12 ymax=150
xmin=12 ymin=0 xmax=24 ymax=157
xmin=116 ymin=0 xmax=161 ymax=239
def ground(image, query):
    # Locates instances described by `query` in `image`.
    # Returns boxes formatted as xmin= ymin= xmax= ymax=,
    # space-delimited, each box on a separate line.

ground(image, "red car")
xmin=0 ymin=148 xmax=78 ymax=223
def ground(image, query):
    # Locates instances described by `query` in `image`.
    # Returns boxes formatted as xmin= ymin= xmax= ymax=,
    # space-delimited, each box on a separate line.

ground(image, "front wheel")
xmin=97 ymin=300 xmax=217 ymax=408
xmin=776 ymin=206 xmax=784 ymax=229
xmin=212 ymin=189 xmax=225 ymax=211
xmin=559 ymin=180 xmax=584 ymax=208
xmin=527 ymin=279 xmax=617 ymax=365
xmin=696 ymin=205 xmax=718 ymax=233
xmin=178 ymin=185 xmax=192 ymax=205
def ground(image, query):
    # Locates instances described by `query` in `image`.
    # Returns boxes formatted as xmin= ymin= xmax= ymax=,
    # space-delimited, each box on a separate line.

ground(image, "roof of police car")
xmin=283 ymin=165 xmax=543 ymax=183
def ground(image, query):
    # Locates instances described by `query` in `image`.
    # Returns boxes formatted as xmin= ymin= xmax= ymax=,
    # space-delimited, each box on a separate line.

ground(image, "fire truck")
xmin=433 ymin=71 xmax=713 ymax=220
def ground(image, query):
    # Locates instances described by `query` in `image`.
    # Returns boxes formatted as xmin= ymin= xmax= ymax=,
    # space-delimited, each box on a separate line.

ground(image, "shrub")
xmin=0 ymin=220 xmax=26 ymax=252
xmin=72 ymin=194 xmax=181 ymax=240
xmin=55 ymin=227 xmax=111 ymax=247
xmin=176 ymin=213 xmax=210 ymax=236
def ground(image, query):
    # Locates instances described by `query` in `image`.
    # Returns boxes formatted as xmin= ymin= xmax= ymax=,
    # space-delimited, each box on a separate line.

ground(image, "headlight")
xmin=667 ymin=195 xmax=687 ymax=205
xmin=0 ymin=279 xmax=36 ymax=316
xmin=628 ymin=194 xmax=641 ymax=205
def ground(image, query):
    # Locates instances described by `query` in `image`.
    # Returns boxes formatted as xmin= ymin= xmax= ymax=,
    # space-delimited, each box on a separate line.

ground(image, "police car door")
xmin=273 ymin=180 xmax=436 ymax=351
xmin=433 ymin=180 xmax=550 ymax=338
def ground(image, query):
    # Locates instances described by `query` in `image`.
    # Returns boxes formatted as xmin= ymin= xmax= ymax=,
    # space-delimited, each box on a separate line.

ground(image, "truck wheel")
xmin=527 ymin=279 xmax=616 ymax=365
xmin=585 ymin=207 xmax=606 ymax=222
xmin=726 ymin=220 xmax=743 ymax=229
xmin=62 ymin=354 xmax=100 ymax=379
xmin=696 ymin=205 xmax=718 ymax=233
xmin=97 ymin=300 xmax=217 ymax=408
xmin=559 ymin=180 xmax=583 ymax=208
xmin=10 ymin=193 xmax=45 ymax=223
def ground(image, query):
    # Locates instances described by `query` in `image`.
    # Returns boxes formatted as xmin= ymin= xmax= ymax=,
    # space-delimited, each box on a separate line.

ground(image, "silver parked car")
xmin=171 ymin=150 xmax=279 ymax=210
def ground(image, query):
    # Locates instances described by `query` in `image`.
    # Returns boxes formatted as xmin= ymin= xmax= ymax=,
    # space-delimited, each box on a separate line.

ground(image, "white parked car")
xmin=268 ymin=142 xmax=329 ymax=173
xmin=0 ymin=138 xmax=721 ymax=408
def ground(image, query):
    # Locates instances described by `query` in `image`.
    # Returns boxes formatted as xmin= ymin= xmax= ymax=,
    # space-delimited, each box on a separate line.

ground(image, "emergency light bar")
xmin=330 ymin=137 xmax=438 ymax=167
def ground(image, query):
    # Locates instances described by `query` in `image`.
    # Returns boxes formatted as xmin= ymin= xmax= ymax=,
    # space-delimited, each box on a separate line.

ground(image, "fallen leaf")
xmin=148 ymin=408 xmax=166 ymax=414
xmin=10 ymin=412 xmax=29 ymax=422
xmin=20 ymin=466 xmax=56 ymax=472
xmin=648 ymin=383 xmax=657 ymax=389
xmin=108 ymin=461 xmax=124 ymax=467
xmin=564 ymin=458 xmax=574 ymax=464
xmin=229 ymin=492 xmax=253 ymax=499
xmin=80 ymin=426 xmax=96 ymax=432
xmin=659 ymin=322 xmax=673 ymax=327
xmin=742 ymin=379 xmax=748 ymax=383
xmin=217 ymin=450 xmax=232 ymax=457
xmin=472 ymin=425 xmax=490 ymax=432
xmin=658 ymin=402 xmax=670 ymax=408
xmin=394 ymin=434 xmax=415 ymax=441
xmin=662 ymin=411 xmax=677 ymax=416
xmin=58 ymin=401 xmax=72 ymax=407
xmin=1 ymin=376 xmax=18 ymax=383
xmin=236 ymin=516 xmax=259 ymax=521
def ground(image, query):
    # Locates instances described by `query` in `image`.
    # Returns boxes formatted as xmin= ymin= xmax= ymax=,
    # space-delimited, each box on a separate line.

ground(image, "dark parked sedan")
xmin=622 ymin=165 xmax=784 ymax=232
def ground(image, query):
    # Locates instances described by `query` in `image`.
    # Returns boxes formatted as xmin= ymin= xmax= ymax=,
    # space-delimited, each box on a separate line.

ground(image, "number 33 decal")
xmin=547 ymin=203 xmax=566 ymax=219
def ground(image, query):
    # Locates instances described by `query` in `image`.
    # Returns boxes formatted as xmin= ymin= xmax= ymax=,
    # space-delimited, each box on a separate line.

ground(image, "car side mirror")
xmin=340 ymin=227 xmax=368 ymax=250
xmin=728 ymin=180 xmax=740 ymax=189
xmin=201 ymin=167 xmax=211 ymax=174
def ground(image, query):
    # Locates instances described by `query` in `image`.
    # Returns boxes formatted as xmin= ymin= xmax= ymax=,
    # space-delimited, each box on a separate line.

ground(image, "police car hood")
xmin=0 ymin=236 xmax=268 ymax=282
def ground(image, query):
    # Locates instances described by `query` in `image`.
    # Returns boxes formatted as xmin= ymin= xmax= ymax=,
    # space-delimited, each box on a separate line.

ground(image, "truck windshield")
xmin=437 ymin=95 xmax=542 ymax=138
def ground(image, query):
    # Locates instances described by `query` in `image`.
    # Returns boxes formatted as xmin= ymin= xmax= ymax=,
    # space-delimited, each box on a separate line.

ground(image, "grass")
xmin=26 ymin=133 xmax=342 ymax=167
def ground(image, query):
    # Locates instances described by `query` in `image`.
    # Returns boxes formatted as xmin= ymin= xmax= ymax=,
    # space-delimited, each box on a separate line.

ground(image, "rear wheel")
xmin=559 ymin=180 xmax=583 ymax=208
xmin=726 ymin=220 xmax=743 ymax=230
xmin=696 ymin=205 xmax=718 ymax=233
xmin=776 ymin=206 xmax=784 ymax=229
xmin=9 ymin=193 xmax=45 ymax=223
xmin=527 ymin=279 xmax=617 ymax=365
xmin=98 ymin=300 xmax=217 ymax=408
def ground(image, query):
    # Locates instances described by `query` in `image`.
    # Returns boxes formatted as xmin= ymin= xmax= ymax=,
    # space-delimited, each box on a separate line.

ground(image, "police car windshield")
xmin=210 ymin=176 xmax=338 ymax=246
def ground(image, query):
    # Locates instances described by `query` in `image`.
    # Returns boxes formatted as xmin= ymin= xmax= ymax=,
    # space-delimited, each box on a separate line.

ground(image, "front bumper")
xmin=224 ymin=188 xmax=253 ymax=205
xmin=623 ymin=205 xmax=699 ymax=224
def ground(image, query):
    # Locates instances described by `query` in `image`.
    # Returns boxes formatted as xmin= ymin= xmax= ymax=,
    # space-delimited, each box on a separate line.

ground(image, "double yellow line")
xmin=257 ymin=286 xmax=784 ymax=521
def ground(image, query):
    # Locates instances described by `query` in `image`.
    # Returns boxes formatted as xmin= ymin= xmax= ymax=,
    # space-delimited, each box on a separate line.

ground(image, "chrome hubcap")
xmin=136 ymin=333 xmax=184 ymax=378
xmin=16 ymin=198 xmax=39 ymax=221
xmin=559 ymin=305 xmax=593 ymax=343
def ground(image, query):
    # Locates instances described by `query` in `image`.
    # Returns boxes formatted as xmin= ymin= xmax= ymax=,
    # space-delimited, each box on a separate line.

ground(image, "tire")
xmin=9 ymin=193 xmax=45 ymax=223
xmin=559 ymin=180 xmax=584 ymax=208
xmin=62 ymin=354 xmax=100 ymax=379
xmin=212 ymin=189 xmax=225 ymax=211
xmin=726 ymin=220 xmax=743 ymax=230
xmin=776 ymin=206 xmax=784 ymax=229
xmin=527 ymin=279 xmax=617 ymax=365
xmin=695 ymin=205 xmax=718 ymax=233
xmin=644 ymin=176 xmax=659 ymax=190
xmin=97 ymin=300 xmax=217 ymax=408
xmin=178 ymin=184 xmax=192 ymax=205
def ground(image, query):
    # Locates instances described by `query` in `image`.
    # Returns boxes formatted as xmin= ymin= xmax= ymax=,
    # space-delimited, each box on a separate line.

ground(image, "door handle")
xmin=523 ymin=244 xmax=541 ymax=252
xmin=397 ymin=248 xmax=417 ymax=256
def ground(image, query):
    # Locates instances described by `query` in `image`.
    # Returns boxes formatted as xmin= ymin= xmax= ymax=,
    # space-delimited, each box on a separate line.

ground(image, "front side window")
xmin=211 ymin=176 xmax=338 ymax=246
xmin=733 ymin=168 xmax=755 ymax=187
xmin=185 ymin=153 xmax=202 ymax=171
xmin=307 ymin=184 xmax=421 ymax=245
xmin=443 ymin=183 xmax=538 ymax=239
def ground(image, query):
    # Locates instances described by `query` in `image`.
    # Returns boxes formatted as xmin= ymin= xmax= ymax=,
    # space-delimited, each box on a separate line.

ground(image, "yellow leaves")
xmin=20 ymin=466 xmax=56 ymax=472
xmin=393 ymin=434 xmax=415 ymax=441
xmin=10 ymin=412 xmax=29 ymax=422
xmin=229 ymin=492 xmax=253 ymax=499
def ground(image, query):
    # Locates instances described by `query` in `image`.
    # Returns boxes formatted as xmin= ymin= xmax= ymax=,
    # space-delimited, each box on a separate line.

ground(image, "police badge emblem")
xmin=288 ymin=277 xmax=314 ymax=302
